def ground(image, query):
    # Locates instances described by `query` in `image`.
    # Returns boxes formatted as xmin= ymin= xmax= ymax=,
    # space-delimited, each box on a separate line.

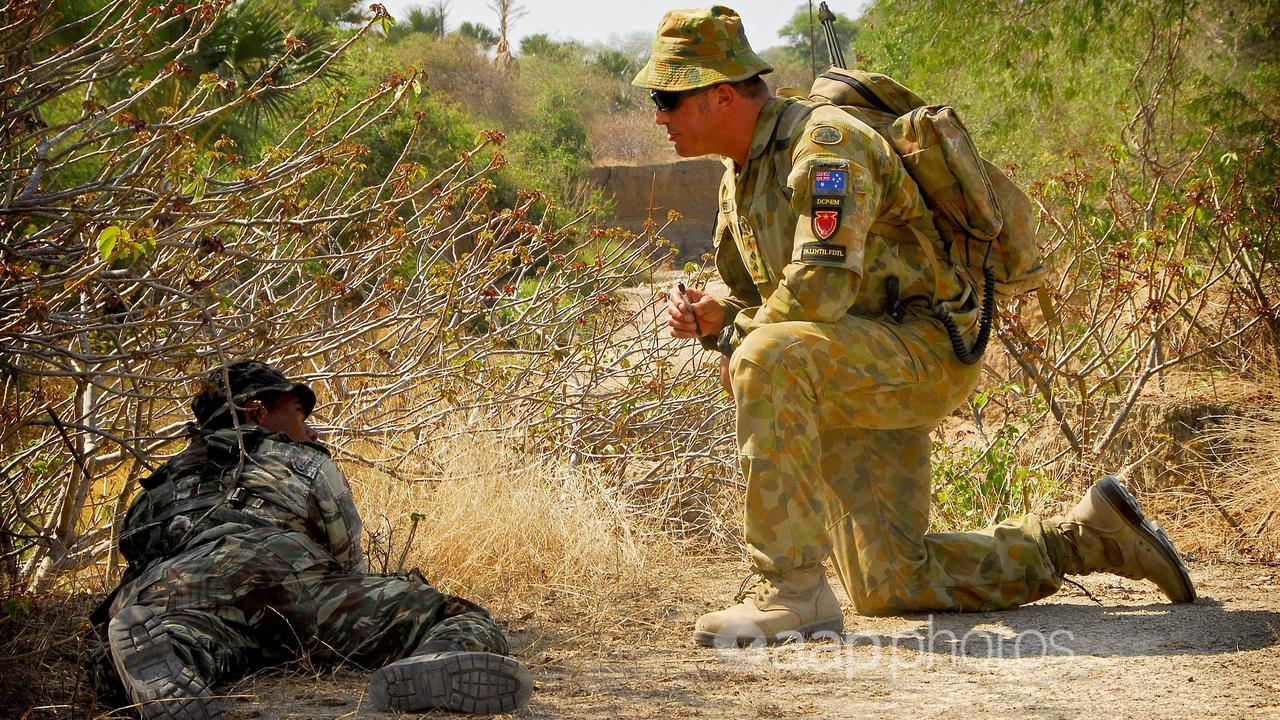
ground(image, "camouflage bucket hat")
xmin=632 ymin=5 xmax=773 ymax=91
xmin=192 ymin=359 xmax=316 ymax=428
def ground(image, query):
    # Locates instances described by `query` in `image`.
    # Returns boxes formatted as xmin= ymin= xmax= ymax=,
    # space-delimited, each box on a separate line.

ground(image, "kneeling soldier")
xmin=638 ymin=6 xmax=1196 ymax=646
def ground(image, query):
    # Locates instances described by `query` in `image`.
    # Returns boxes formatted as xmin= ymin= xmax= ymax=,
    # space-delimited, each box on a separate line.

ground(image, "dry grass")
xmin=0 ymin=592 xmax=103 ymax=715
xmin=1073 ymin=362 xmax=1280 ymax=562
xmin=1187 ymin=401 xmax=1280 ymax=561
xmin=348 ymin=421 xmax=685 ymax=623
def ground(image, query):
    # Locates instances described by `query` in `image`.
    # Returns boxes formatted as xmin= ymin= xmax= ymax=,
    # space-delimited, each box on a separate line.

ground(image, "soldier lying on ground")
xmin=88 ymin=360 xmax=533 ymax=719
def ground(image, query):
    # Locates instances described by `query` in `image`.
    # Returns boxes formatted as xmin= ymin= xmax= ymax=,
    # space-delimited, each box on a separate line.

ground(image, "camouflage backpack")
xmin=807 ymin=67 xmax=1048 ymax=300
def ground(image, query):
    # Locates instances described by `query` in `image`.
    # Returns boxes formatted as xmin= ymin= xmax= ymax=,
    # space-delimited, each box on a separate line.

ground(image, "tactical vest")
xmin=117 ymin=426 xmax=333 ymax=574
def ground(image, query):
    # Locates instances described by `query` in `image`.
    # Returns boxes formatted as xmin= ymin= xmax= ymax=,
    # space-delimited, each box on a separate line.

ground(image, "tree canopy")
xmin=777 ymin=3 xmax=860 ymax=67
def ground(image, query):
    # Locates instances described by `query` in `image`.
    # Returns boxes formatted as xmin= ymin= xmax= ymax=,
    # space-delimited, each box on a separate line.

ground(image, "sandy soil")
xmin=184 ymin=558 xmax=1280 ymax=720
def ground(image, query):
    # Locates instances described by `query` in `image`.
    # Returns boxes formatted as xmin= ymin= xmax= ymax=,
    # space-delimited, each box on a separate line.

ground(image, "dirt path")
xmin=228 ymin=559 xmax=1280 ymax=720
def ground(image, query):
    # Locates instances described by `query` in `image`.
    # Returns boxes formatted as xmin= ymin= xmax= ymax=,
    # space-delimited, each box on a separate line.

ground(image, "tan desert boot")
xmin=694 ymin=569 xmax=843 ymax=647
xmin=1047 ymin=476 xmax=1196 ymax=603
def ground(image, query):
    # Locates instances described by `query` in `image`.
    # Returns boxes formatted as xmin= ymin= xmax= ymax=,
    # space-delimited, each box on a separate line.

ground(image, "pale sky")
xmin=379 ymin=1 xmax=871 ymax=53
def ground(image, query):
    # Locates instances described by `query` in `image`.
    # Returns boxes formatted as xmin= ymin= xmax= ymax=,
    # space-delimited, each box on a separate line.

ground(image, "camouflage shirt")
xmin=119 ymin=426 xmax=366 ymax=575
xmin=707 ymin=96 xmax=970 ymax=349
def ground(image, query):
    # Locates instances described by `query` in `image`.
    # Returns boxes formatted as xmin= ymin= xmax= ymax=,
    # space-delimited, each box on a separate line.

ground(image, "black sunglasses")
xmin=650 ymin=85 xmax=718 ymax=112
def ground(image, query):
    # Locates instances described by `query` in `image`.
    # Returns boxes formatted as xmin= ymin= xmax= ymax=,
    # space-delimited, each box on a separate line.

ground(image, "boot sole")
xmin=693 ymin=618 xmax=845 ymax=648
xmin=367 ymin=652 xmax=533 ymax=714
xmin=1095 ymin=476 xmax=1197 ymax=603
xmin=107 ymin=605 xmax=222 ymax=720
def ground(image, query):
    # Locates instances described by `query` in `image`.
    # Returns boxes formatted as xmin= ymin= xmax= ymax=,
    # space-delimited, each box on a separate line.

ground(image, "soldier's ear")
xmin=711 ymin=83 xmax=735 ymax=110
xmin=242 ymin=399 xmax=266 ymax=424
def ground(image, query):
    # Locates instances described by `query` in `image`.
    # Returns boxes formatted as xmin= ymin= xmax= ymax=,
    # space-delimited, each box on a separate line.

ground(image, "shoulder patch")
xmin=810 ymin=125 xmax=844 ymax=145
xmin=809 ymin=163 xmax=847 ymax=240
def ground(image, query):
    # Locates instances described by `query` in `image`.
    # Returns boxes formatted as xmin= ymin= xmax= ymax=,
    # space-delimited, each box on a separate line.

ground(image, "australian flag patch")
xmin=810 ymin=167 xmax=847 ymax=239
xmin=812 ymin=168 xmax=847 ymax=196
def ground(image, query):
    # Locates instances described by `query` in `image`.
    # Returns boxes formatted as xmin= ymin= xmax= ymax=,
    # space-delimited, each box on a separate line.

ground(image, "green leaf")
xmin=973 ymin=392 xmax=990 ymax=412
xmin=96 ymin=226 xmax=129 ymax=262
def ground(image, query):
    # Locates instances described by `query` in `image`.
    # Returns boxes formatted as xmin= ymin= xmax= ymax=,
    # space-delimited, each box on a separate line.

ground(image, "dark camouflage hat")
xmin=192 ymin=359 xmax=316 ymax=428
xmin=631 ymin=6 xmax=773 ymax=92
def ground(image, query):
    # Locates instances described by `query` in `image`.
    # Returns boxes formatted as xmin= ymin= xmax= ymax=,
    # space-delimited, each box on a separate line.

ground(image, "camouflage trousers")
xmin=95 ymin=527 xmax=506 ymax=694
xmin=729 ymin=311 xmax=1063 ymax=614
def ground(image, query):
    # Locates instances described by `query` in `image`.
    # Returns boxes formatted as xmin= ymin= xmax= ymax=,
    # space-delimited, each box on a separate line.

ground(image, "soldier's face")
xmin=654 ymin=90 xmax=719 ymax=157
xmin=250 ymin=395 xmax=319 ymax=443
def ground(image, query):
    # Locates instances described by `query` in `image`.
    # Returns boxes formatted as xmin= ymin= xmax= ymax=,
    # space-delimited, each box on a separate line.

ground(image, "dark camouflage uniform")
xmin=704 ymin=96 xmax=1062 ymax=614
xmin=92 ymin=425 xmax=506 ymax=696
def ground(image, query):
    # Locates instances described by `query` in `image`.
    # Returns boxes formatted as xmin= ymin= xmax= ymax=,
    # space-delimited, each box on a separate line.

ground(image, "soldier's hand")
xmin=666 ymin=285 xmax=724 ymax=339
xmin=720 ymin=355 xmax=732 ymax=395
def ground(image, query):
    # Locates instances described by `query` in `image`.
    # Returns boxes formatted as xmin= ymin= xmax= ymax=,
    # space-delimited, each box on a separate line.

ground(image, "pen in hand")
xmin=677 ymin=281 xmax=703 ymax=337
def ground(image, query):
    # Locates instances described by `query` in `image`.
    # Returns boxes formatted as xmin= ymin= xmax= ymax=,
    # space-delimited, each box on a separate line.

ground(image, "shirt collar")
xmin=746 ymin=97 xmax=793 ymax=162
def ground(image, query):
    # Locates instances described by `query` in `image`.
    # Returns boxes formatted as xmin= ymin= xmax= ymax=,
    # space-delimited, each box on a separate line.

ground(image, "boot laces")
xmin=733 ymin=572 xmax=772 ymax=603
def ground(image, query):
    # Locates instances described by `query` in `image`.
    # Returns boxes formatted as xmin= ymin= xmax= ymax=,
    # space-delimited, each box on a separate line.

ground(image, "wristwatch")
xmin=716 ymin=324 xmax=736 ymax=358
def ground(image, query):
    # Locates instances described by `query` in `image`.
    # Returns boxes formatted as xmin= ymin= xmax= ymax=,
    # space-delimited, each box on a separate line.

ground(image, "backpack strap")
xmin=817 ymin=71 xmax=896 ymax=115
xmin=771 ymin=98 xmax=820 ymax=186
xmin=906 ymin=223 xmax=948 ymax=306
